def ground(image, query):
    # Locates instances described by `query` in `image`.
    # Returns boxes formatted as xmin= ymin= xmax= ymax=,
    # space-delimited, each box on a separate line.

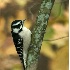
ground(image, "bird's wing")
xmin=11 ymin=32 xmax=25 ymax=69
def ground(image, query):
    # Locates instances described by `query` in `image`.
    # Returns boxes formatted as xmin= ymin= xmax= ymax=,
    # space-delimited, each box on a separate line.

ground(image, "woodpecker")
xmin=11 ymin=19 xmax=31 ymax=69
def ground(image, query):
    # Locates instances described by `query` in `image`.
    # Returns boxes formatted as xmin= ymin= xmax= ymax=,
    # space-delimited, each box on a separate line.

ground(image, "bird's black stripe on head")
xmin=13 ymin=24 xmax=21 ymax=28
xmin=18 ymin=28 xmax=22 ymax=33
xmin=12 ymin=20 xmax=21 ymax=25
xmin=12 ymin=21 xmax=21 ymax=26
xmin=11 ymin=20 xmax=22 ymax=28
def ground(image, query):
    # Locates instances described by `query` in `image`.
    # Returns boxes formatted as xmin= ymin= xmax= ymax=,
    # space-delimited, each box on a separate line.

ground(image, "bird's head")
xmin=11 ymin=19 xmax=26 ymax=33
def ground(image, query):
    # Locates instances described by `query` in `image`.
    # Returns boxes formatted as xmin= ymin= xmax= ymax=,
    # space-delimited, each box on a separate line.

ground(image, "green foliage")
xmin=44 ymin=26 xmax=55 ymax=40
xmin=51 ymin=1 xmax=64 ymax=19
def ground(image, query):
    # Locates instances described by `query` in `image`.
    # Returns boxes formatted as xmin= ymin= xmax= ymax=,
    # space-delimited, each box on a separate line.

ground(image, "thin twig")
xmin=44 ymin=35 xmax=68 ymax=41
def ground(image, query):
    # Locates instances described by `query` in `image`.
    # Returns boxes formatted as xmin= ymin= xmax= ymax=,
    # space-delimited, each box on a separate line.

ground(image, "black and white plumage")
xmin=11 ymin=20 xmax=31 ymax=69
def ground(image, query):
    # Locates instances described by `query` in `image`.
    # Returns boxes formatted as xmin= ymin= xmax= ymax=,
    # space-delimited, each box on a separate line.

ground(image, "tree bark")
xmin=26 ymin=0 xmax=55 ymax=70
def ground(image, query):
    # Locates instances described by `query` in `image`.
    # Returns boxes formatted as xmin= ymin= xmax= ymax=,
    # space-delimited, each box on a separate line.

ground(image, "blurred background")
xmin=0 ymin=0 xmax=69 ymax=70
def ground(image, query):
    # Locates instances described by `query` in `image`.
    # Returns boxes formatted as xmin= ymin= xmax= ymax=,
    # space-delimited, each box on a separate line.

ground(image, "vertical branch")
xmin=26 ymin=0 xmax=55 ymax=70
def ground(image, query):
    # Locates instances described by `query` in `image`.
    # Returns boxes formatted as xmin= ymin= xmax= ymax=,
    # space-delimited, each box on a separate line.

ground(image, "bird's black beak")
xmin=22 ymin=19 xmax=26 ymax=24
xmin=23 ymin=19 xmax=26 ymax=22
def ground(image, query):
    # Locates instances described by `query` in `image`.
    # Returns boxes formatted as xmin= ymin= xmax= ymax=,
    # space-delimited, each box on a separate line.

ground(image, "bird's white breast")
xmin=19 ymin=26 xmax=31 ymax=50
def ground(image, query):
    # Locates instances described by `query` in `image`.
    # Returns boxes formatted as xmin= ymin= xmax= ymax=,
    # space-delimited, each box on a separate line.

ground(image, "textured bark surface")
xmin=26 ymin=0 xmax=55 ymax=70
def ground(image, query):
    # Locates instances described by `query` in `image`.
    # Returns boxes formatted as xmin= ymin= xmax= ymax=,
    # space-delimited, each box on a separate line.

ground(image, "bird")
xmin=11 ymin=19 xmax=31 ymax=69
